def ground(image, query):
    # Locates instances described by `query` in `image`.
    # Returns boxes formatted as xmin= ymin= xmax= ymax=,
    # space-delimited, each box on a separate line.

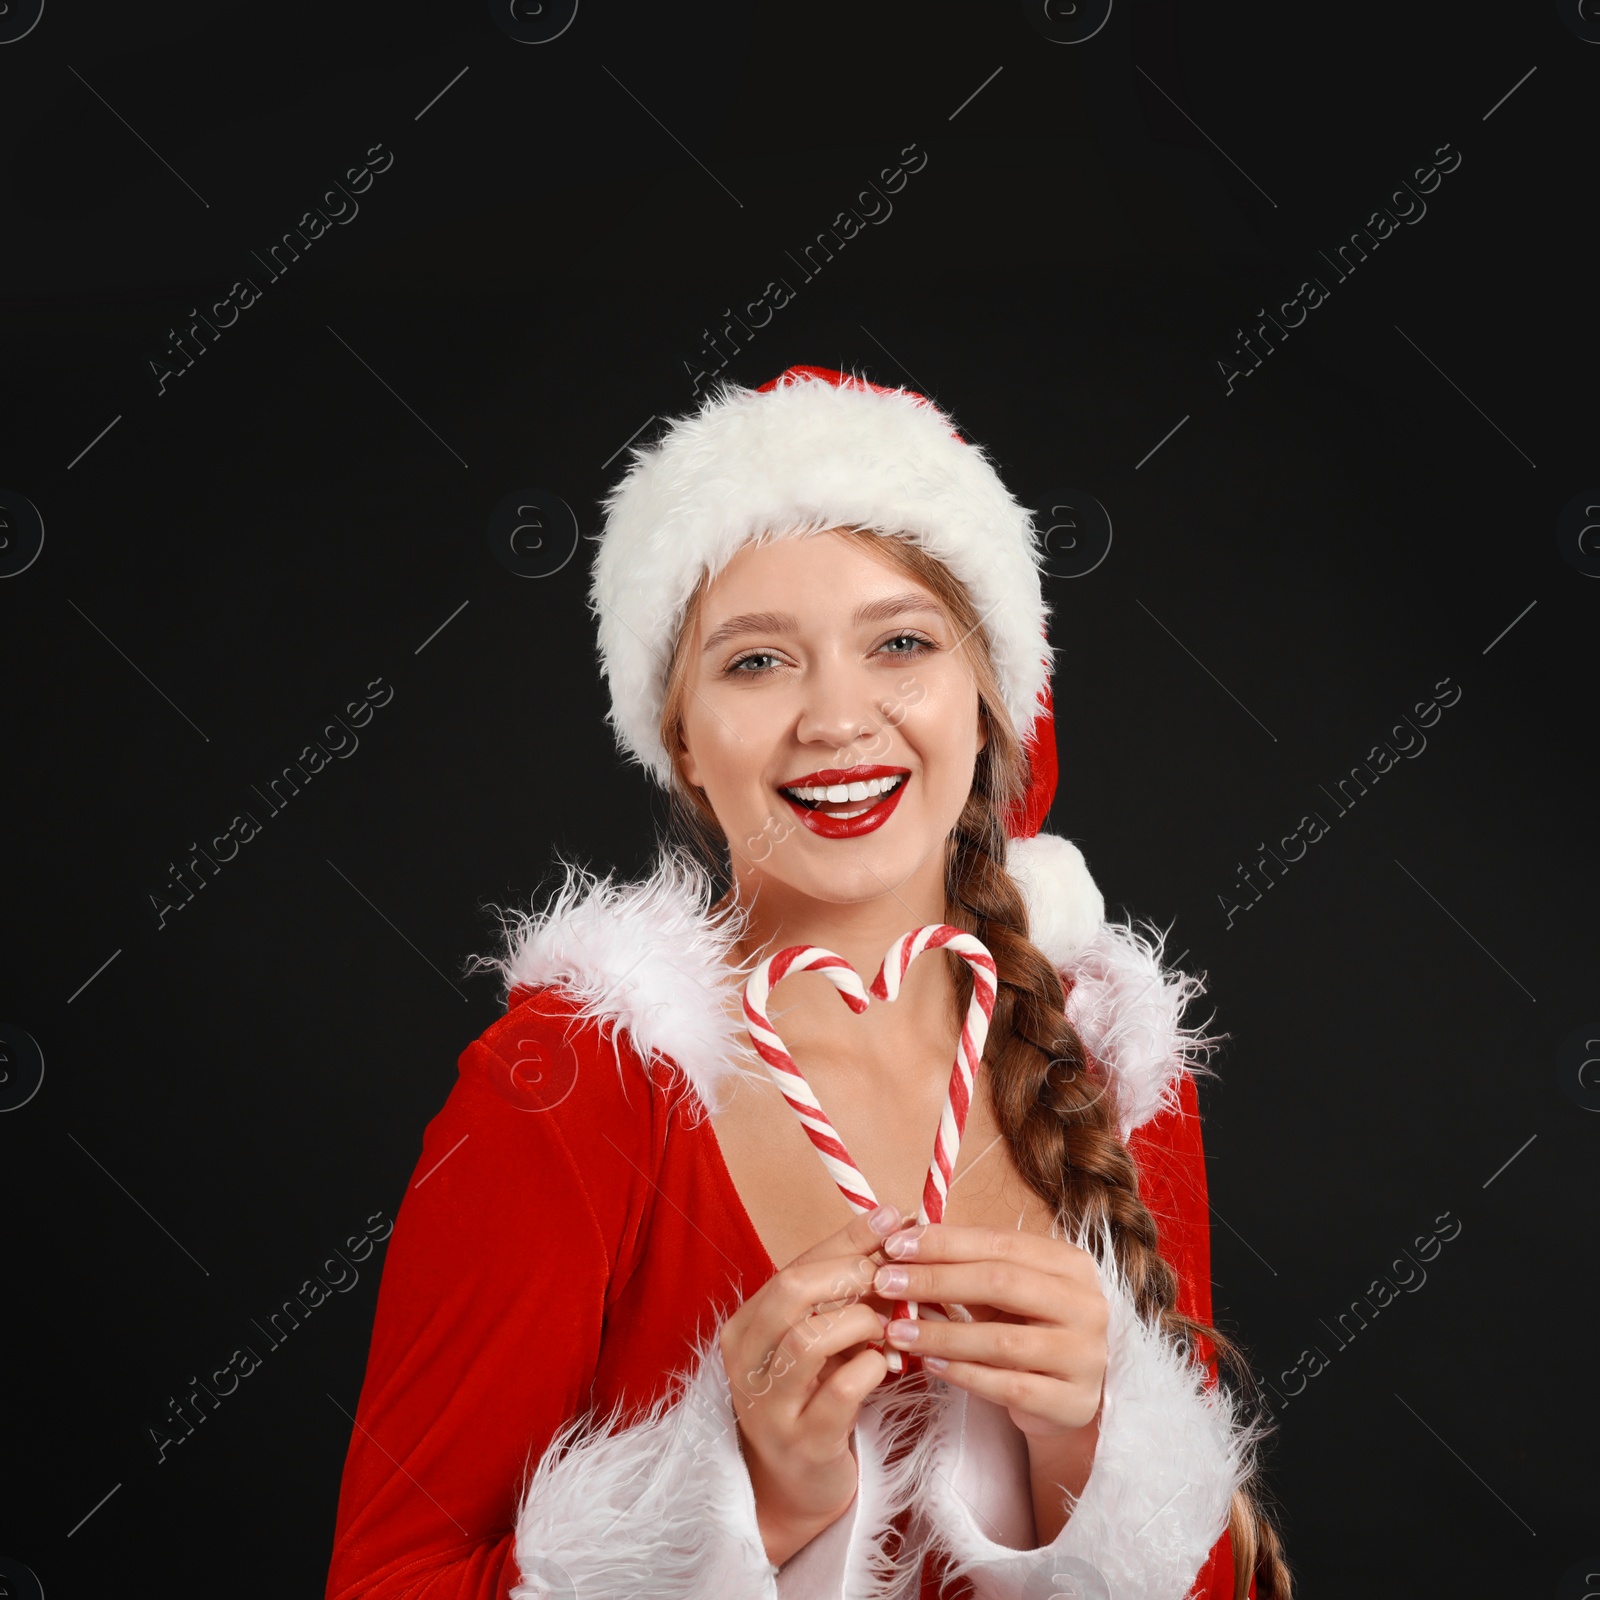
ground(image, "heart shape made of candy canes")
xmin=742 ymin=924 xmax=998 ymax=1372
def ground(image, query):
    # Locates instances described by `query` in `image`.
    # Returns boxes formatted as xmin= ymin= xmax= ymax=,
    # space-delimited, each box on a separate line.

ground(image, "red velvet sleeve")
xmin=324 ymin=995 xmax=651 ymax=1600
xmin=1128 ymin=1071 xmax=1250 ymax=1600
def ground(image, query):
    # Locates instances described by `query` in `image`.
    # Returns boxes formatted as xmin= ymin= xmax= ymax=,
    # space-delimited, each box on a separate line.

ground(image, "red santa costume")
xmin=325 ymin=367 xmax=1260 ymax=1600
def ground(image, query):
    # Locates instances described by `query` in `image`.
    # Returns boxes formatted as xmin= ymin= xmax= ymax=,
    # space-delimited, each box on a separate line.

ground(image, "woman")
xmin=325 ymin=365 xmax=1290 ymax=1599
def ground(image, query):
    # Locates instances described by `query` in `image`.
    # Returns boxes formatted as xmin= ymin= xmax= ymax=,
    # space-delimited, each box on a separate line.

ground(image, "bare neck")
xmin=726 ymin=857 xmax=963 ymax=1090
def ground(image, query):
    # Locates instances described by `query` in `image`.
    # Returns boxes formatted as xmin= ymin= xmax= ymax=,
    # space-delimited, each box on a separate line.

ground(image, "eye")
xmin=877 ymin=631 xmax=937 ymax=657
xmin=724 ymin=650 xmax=783 ymax=676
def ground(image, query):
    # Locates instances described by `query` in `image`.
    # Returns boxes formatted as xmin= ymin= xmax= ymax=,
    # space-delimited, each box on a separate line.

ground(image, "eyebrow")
xmin=699 ymin=593 xmax=945 ymax=655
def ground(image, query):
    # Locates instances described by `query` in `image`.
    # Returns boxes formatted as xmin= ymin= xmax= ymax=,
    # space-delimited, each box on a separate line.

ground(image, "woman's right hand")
xmin=720 ymin=1203 xmax=907 ymax=1567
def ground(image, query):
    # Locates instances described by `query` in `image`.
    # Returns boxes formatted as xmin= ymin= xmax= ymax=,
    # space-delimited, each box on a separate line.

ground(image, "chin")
xmin=765 ymin=837 xmax=941 ymax=910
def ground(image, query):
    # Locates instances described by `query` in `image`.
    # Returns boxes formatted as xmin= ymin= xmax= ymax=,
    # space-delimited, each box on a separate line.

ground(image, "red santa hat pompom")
xmin=589 ymin=364 xmax=1105 ymax=965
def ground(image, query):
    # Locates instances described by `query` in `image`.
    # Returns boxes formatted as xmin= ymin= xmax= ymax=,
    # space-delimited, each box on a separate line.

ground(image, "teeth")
xmin=783 ymin=774 xmax=906 ymax=804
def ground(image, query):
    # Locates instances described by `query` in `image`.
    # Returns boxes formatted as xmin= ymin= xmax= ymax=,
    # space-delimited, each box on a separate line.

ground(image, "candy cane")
xmin=742 ymin=926 xmax=998 ymax=1371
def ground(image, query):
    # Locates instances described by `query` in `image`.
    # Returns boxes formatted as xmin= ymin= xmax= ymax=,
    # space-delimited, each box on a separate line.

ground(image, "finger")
xmin=800 ymin=1344 xmax=892 ymax=1440
xmin=786 ymin=1202 xmax=907 ymax=1270
xmin=882 ymin=1223 xmax=1092 ymax=1280
xmin=921 ymin=1360 xmax=1088 ymax=1429
xmin=874 ymin=1259 xmax=1099 ymax=1323
xmin=883 ymin=1316 xmax=1069 ymax=1373
xmin=773 ymin=1303 xmax=890 ymax=1388
xmin=730 ymin=1302 xmax=886 ymax=1410
xmin=737 ymin=1255 xmax=887 ymax=1359
xmin=725 ymin=1205 xmax=908 ymax=1377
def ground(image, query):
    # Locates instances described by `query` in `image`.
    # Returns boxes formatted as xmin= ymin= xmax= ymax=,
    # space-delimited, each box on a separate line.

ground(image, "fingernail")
xmin=923 ymin=1356 xmax=949 ymax=1375
xmin=874 ymin=1311 xmax=889 ymax=1331
xmin=883 ymin=1230 xmax=920 ymax=1260
xmin=868 ymin=1204 xmax=901 ymax=1234
xmin=875 ymin=1265 xmax=909 ymax=1293
xmin=886 ymin=1319 xmax=920 ymax=1344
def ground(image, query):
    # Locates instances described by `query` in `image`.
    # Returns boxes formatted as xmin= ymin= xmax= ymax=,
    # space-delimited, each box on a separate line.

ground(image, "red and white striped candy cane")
xmin=742 ymin=926 xmax=998 ymax=1370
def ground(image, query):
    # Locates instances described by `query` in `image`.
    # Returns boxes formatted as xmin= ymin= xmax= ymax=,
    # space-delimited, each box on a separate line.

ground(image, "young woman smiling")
xmin=325 ymin=367 xmax=1290 ymax=1600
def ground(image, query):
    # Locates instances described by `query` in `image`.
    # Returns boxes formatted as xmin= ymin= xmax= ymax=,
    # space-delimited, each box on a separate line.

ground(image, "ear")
xmin=678 ymin=731 xmax=702 ymax=791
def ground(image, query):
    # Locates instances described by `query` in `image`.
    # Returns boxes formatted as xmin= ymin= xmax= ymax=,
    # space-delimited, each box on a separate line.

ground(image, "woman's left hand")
xmin=873 ymin=1223 xmax=1109 ymax=1439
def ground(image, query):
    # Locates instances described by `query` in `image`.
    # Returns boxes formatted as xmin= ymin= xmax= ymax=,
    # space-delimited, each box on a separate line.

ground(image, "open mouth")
xmin=777 ymin=766 xmax=911 ymax=839
xmin=781 ymin=772 xmax=908 ymax=817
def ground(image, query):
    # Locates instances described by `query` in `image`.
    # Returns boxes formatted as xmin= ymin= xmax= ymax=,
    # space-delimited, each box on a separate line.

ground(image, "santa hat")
xmin=588 ymin=364 xmax=1105 ymax=965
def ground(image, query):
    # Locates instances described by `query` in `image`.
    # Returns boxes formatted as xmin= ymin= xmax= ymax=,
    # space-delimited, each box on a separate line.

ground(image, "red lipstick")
xmin=778 ymin=765 xmax=911 ymax=840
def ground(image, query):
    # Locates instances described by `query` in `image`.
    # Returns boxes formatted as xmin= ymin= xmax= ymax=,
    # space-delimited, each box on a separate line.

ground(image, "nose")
xmin=794 ymin=658 xmax=893 ymax=766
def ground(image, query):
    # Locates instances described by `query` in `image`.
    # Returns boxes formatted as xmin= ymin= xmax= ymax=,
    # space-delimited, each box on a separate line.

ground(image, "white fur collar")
xmin=472 ymin=847 xmax=1213 ymax=1139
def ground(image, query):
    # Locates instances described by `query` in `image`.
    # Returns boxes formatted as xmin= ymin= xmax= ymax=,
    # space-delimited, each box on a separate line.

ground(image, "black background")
xmin=3 ymin=2 xmax=1596 ymax=1595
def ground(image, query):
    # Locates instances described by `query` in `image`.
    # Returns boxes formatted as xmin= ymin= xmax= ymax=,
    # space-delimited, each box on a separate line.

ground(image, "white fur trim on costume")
xmin=468 ymin=849 xmax=759 ymax=1114
xmin=1063 ymin=922 xmax=1217 ymax=1141
xmin=484 ymin=857 xmax=1244 ymax=1596
xmin=920 ymin=1236 xmax=1256 ymax=1600
xmin=511 ymin=1320 xmax=938 ymax=1600
xmin=1006 ymin=832 xmax=1105 ymax=968
xmin=510 ymin=1335 xmax=778 ymax=1600
xmin=506 ymin=1239 xmax=1252 ymax=1600
xmin=471 ymin=848 xmax=1211 ymax=1139
xmin=776 ymin=1381 xmax=941 ymax=1600
xmin=591 ymin=371 xmax=1052 ymax=788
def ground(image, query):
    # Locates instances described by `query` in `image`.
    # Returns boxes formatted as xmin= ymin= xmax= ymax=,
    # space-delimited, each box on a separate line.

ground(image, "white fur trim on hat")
xmin=1006 ymin=832 xmax=1215 ymax=1138
xmin=1006 ymin=832 xmax=1106 ymax=968
xmin=590 ymin=370 xmax=1052 ymax=788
